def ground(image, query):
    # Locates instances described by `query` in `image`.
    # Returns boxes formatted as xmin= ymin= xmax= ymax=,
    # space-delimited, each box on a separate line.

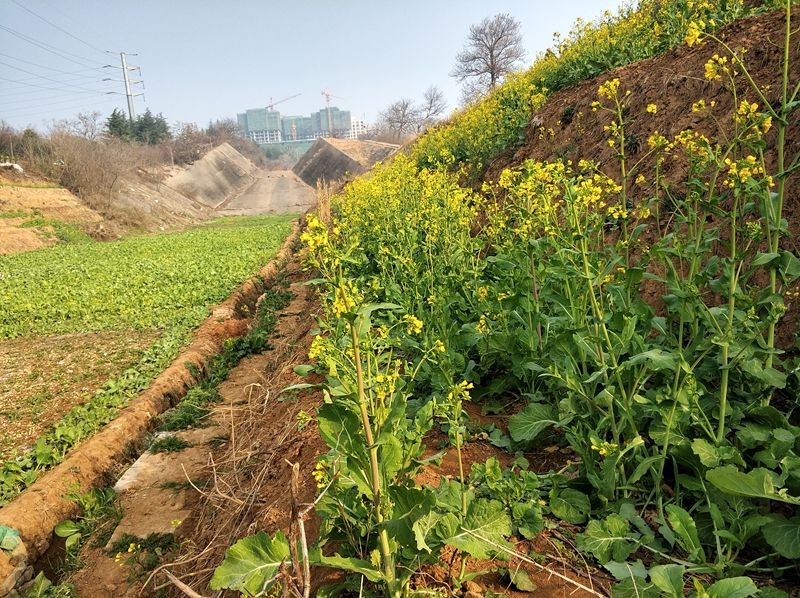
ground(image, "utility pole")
xmin=104 ymin=51 xmax=144 ymax=122
xmin=120 ymin=52 xmax=136 ymax=121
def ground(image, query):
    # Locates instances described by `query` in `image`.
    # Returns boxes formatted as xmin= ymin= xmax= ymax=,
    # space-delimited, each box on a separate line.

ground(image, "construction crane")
xmin=321 ymin=89 xmax=343 ymax=136
xmin=266 ymin=93 xmax=301 ymax=111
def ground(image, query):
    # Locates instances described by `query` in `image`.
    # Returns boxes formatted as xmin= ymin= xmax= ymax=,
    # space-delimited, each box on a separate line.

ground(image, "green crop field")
xmin=0 ymin=214 xmax=295 ymax=504
xmin=0 ymin=215 xmax=295 ymax=338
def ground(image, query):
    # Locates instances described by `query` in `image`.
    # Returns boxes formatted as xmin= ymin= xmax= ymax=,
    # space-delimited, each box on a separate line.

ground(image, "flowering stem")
xmin=349 ymin=321 xmax=397 ymax=591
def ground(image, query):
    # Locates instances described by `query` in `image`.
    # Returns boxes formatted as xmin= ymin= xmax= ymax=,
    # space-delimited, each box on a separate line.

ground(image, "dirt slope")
xmin=0 ymin=175 xmax=102 ymax=254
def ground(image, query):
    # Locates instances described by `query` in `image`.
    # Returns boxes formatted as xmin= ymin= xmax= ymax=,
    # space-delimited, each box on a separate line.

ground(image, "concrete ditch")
xmin=0 ymin=221 xmax=301 ymax=596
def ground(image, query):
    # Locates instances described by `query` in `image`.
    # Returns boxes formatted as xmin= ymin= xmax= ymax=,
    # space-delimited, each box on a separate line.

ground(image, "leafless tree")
xmin=374 ymin=86 xmax=449 ymax=142
xmin=416 ymin=86 xmax=447 ymax=133
xmin=49 ymin=111 xmax=104 ymax=140
xmin=451 ymin=13 xmax=526 ymax=101
xmin=376 ymin=98 xmax=420 ymax=141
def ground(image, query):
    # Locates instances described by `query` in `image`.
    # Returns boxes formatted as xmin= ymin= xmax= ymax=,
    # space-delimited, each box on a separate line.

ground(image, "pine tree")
xmin=105 ymin=108 xmax=132 ymax=140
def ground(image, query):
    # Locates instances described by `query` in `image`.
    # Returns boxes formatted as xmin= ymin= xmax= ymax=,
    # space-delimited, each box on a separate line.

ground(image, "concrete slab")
xmin=216 ymin=170 xmax=315 ymax=216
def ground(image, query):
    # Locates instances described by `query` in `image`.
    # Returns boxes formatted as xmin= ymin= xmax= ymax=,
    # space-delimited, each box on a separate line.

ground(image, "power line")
xmin=0 ymin=74 xmax=113 ymax=97
xmin=9 ymin=0 xmax=107 ymax=56
xmin=0 ymin=25 xmax=104 ymax=70
xmin=0 ymin=60 xmax=111 ymax=94
xmin=0 ymin=51 xmax=105 ymax=78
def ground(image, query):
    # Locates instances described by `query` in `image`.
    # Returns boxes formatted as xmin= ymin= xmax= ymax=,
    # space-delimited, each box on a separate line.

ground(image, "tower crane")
xmin=321 ymin=89 xmax=343 ymax=137
xmin=266 ymin=93 xmax=301 ymax=111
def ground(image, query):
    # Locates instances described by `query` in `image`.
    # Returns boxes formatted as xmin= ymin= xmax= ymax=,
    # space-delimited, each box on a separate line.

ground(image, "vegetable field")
xmin=0 ymin=214 xmax=294 ymax=504
xmin=0 ymin=215 xmax=295 ymax=338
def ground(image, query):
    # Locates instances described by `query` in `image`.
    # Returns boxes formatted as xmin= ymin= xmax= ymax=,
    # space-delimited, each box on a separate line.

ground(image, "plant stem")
xmin=349 ymin=321 xmax=398 ymax=592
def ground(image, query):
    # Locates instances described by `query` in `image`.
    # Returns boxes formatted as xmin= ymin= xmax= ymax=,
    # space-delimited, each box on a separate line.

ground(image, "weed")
xmin=159 ymin=479 xmax=206 ymax=492
xmin=110 ymin=532 xmax=178 ymax=579
xmin=148 ymin=435 xmax=191 ymax=454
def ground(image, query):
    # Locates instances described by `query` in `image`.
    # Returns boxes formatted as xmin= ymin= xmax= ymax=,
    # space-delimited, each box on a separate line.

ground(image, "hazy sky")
xmin=1 ymin=0 xmax=629 ymax=132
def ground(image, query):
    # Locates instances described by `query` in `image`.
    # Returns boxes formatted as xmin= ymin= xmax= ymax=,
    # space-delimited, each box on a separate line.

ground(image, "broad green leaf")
xmin=384 ymin=486 xmax=436 ymax=551
xmin=64 ymin=532 xmax=81 ymax=551
xmin=604 ymin=559 xmax=647 ymax=580
xmin=665 ymin=505 xmax=704 ymax=562
xmin=762 ymin=516 xmax=800 ymax=559
xmin=317 ymin=554 xmax=384 ymax=583
xmin=780 ymin=249 xmax=800 ymax=279
xmin=648 ymin=564 xmax=684 ymax=597
xmin=210 ymin=531 xmax=291 ymax=594
xmin=692 ymin=438 xmax=722 ymax=467
xmin=578 ymin=515 xmax=636 ymax=563
xmin=0 ymin=526 xmax=20 ymax=552
xmin=446 ymin=498 xmax=512 ymax=560
xmin=317 ymin=403 xmax=362 ymax=454
xmin=751 ymin=252 xmax=780 ymax=267
xmin=54 ymin=520 xmax=80 ymax=538
xmin=292 ymin=364 xmax=315 ymax=376
xmin=508 ymin=402 xmax=557 ymax=443
xmin=412 ymin=511 xmax=443 ymax=553
xmin=513 ymin=504 xmax=544 ymax=540
xmin=622 ymin=349 xmax=678 ymax=372
xmin=704 ymin=576 xmax=758 ymax=598
xmin=508 ymin=568 xmax=537 ymax=591
xmin=706 ymin=465 xmax=800 ymax=505
xmin=550 ymin=487 xmax=591 ymax=524
xmin=612 ymin=577 xmax=660 ymax=598
xmin=25 ymin=572 xmax=52 ymax=598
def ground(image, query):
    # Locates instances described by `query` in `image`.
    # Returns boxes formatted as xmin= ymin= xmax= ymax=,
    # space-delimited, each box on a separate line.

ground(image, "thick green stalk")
xmin=764 ymin=0 xmax=792 ymax=387
xmin=349 ymin=322 xmax=398 ymax=594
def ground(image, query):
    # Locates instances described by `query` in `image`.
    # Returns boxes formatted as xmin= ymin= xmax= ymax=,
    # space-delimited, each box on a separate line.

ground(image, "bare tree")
xmin=49 ymin=111 xmax=104 ymax=140
xmin=416 ymin=86 xmax=447 ymax=133
xmin=376 ymin=98 xmax=420 ymax=142
xmin=451 ymin=13 xmax=526 ymax=100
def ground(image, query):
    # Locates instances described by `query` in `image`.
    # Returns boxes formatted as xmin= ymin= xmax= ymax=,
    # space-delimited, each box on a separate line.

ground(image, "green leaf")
xmin=665 ymin=505 xmax=704 ymax=562
xmin=25 ymin=572 xmax=52 ymax=598
xmin=446 ymin=498 xmax=512 ymax=560
xmin=508 ymin=567 xmax=537 ymax=591
xmin=648 ymin=564 xmax=685 ymax=598
xmin=622 ymin=349 xmax=678 ymax=372
xmin=0 ymin=526 xmax=20 ymax=551
xmin=611 ymin=576 xmax=660 ymax=598
xmin=210 ymin=531 xmax=291 ymax=594
xmin=762 ymin=516 xmax=800 ymax=559
xmin=550 ymin=487 xmax=591 ymax=524
xmin=292 ymin=364 xmax=315 ymax=376
xmin=751 ymin=252 xmax=780 ymax=267
xmin=54 ymin=520 xmax=80 ymax=538
xmin=704 ymin=576 xmax=758 ymax=598
xmin=604 ymin=559 xmax=647 ymax=580
xmin=779 ymin=249 xmax=800 ymax=280
xmin=384 ymin=486 xmax=436 ymax=551
xmin=317 ymin=554 xmax=384 ymax=583
xmin=317 ymin=403 xmax=362 ymax=454
xmin=706 ymin=465 xmax=800 ymax=505
xmin=64 ymin=532 xmax=82 ymax=551
xmin=578 ymin=515 xmax=636 ymax=563
xmin=508 ymin=402 xmax=557 ymax=443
